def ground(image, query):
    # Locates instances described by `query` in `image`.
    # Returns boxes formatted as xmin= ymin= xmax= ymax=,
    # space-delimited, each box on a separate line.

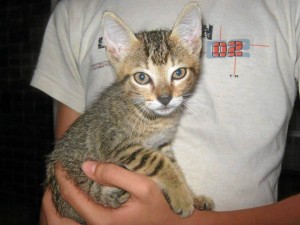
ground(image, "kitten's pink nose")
xmin=158 ymin=95 xmax=172 ymax=106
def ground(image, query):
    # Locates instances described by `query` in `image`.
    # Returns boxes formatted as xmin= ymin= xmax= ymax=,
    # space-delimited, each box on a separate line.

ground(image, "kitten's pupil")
xmin=139 ymin=73 xmax=145 ymax=80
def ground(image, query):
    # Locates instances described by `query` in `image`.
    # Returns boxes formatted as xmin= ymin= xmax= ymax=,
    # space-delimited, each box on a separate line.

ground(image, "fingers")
xmin=54 ymin=164 xmax=112 ymax=224
xmin=42 ymin=188 xmax=80 ymax=225
xmin=81 ymin=161 xmax=158 ymax=198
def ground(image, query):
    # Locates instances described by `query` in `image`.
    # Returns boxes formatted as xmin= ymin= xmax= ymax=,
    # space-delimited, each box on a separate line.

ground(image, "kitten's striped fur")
xmin=45 ymin=3 xmax=213 ymax=224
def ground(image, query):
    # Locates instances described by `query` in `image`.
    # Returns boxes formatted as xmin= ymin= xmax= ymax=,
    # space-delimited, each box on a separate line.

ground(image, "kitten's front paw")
xmin=163 ymin=189 xmax=194 ymax=218
xmin=100 ymin=186 xmax=130 ymax=208
xmin=194 ymin=195 xmax=214 ymax=211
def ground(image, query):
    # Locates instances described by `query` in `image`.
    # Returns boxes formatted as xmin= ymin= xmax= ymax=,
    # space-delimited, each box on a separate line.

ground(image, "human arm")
xmin=54 ymin=101 xmax=81 ymax=140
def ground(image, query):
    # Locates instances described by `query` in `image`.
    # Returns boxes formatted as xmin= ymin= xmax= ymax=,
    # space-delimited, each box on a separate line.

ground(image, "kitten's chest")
xmin=142 ymin=124 xmax=177 ymax=149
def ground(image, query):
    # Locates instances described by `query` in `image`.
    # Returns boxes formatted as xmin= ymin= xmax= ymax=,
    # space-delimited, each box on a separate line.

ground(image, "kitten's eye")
xmin=134 ymin=72 xmax=151 ymax=85
xmin=172 ymin=68 xmax=187 ymax=80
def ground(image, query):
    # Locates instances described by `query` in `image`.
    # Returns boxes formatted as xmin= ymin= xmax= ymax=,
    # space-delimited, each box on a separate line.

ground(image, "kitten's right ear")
xmin=102 ymin=12 xmax=138 ymax=61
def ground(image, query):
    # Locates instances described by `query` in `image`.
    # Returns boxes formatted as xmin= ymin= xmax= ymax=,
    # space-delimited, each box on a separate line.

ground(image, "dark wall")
xmin=0 ymin=0 xmax=53 ymax=224
xmin=283 ymin=98 xmax=300 ymax=171
xmin=280 ymin=98 xmax=300 ymax=200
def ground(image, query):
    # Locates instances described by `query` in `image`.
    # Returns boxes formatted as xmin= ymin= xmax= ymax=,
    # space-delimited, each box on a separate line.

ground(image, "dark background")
xmin=1 ymin=0 xmax=53 ymax=224
xmin=0 ymin=0 xmax=300 ymax=225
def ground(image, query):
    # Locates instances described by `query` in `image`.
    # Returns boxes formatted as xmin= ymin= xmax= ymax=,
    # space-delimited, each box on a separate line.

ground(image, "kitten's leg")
xmin=118 ymin=147 xmax=196 ymax=217
xmin=160 ymin=144 xmax=214 ymax=211
xmin=149 ymin=154 xmax=195 ymax=217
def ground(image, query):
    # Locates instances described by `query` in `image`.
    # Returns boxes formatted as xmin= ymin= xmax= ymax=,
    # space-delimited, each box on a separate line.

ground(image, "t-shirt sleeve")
xmin=31 ymin=0 xmax=85 ymax=113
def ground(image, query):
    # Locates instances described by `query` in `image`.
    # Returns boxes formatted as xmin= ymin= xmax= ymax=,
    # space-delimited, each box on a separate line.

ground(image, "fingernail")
xmin=81 ymin=161 xmax=97 ymax=176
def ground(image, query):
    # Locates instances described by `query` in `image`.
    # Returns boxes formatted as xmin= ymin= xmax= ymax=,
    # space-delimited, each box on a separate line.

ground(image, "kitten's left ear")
xmin=171 ymin=3 xmax=202 ymax=54
xmin=102 ymin=12 xmax=138 ymax=62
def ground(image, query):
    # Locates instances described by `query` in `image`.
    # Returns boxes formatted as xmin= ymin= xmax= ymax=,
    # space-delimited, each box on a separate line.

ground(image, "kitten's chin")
xmin=152 ymin=106 xmax=177 ymax=116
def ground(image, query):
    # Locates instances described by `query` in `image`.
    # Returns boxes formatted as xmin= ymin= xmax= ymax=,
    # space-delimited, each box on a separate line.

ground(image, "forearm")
xmin=184 ymin=194 xmax=300 ymax=225
xmin=54 ymin=101 xmax=81 ymax=140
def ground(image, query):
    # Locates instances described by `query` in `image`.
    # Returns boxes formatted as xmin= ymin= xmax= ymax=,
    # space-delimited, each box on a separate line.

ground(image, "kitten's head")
xmin=102 ymin=3 xmax=202 ymax=117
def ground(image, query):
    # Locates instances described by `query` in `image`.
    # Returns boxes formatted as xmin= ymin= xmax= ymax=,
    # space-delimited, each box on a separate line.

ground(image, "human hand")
xmin=41 ymin=161 xmax=186 ymax=225
xmin=40 ymin=187 xmax=80 ymax=225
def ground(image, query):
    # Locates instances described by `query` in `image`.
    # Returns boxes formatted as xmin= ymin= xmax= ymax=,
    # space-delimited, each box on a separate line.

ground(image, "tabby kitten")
xmin=45 ymin=3 xmax=213 ymax=224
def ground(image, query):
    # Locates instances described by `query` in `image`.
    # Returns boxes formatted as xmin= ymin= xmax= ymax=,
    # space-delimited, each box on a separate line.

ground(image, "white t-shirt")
xmin=31 ymin=0 xmax=300 ymax=211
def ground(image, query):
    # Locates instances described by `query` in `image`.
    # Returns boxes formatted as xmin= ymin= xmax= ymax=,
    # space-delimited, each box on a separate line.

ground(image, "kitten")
xmin=45 ymin=3 xmax=213 ymax=224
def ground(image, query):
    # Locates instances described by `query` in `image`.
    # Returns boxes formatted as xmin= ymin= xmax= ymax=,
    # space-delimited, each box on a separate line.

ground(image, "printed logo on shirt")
xmin=202 ymin=24 xmax=213 ymax=40
xmin=98 ymin=37 xmax=105 ymax=49
xmin=205 ymin=26 xmax=270 ymax=78
xmin=206 ymin=39 xmax=250 ymax=58
xmin=91 ymin=60 xmax=110 ymax=71
xmin=90 ymin=37 xmax=108 ymax=71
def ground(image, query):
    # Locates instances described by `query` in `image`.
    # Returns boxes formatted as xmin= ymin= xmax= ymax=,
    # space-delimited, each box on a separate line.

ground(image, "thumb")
xmin=81 ymin=161 xmax=98 ymax=178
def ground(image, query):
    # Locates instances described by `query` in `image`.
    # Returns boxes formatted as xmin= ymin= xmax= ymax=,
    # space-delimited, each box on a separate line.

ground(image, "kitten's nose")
xmin=158 ymin=95 xmax=172 ymax=106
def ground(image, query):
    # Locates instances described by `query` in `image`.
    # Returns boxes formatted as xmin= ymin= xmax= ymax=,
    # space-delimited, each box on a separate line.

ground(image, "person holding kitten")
xmin=31 ymin=0 xmax=300 ymax=224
